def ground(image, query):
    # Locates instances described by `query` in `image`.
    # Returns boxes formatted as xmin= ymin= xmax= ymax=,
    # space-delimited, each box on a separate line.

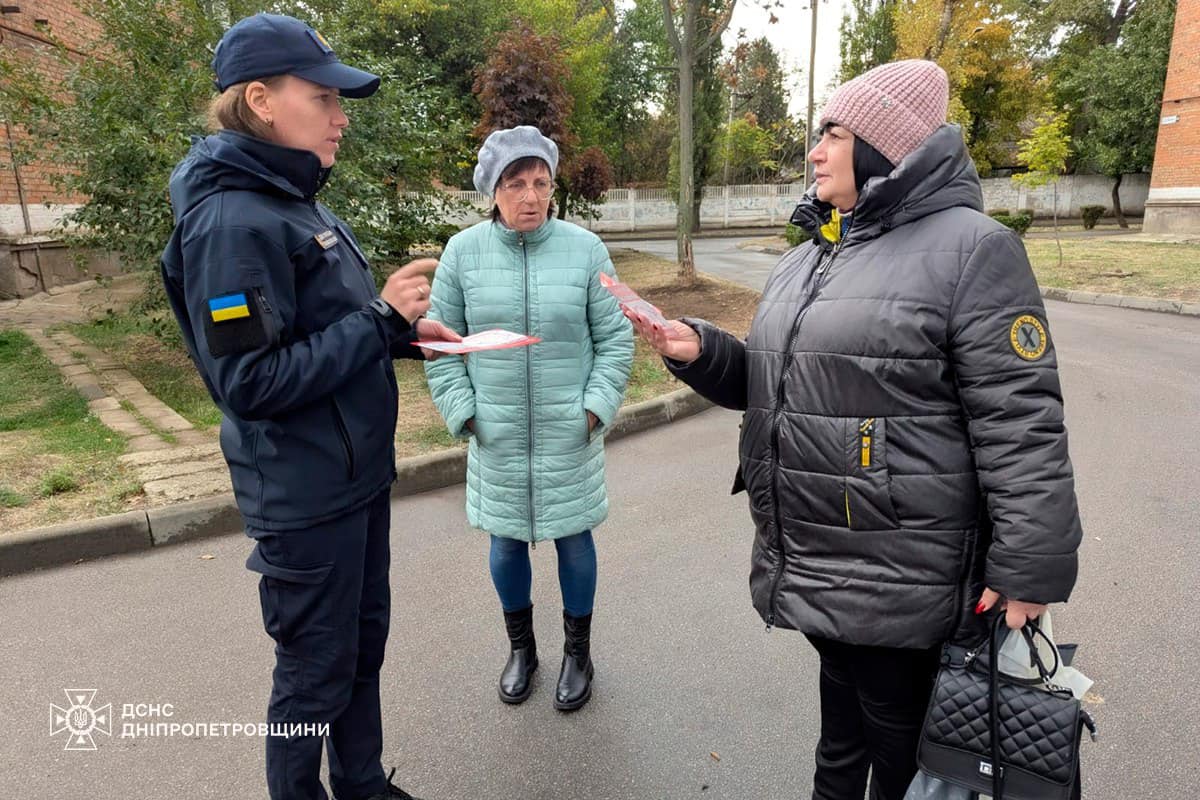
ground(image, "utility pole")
xmin=723 ymin=87 xmax=736 ymax=185
xmin=804 ymin=0 xmax=820 ymax=188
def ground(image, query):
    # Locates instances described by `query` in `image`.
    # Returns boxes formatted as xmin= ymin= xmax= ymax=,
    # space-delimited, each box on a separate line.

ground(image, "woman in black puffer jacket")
xmin=626 ymin=59 xmax=1083 ymax=800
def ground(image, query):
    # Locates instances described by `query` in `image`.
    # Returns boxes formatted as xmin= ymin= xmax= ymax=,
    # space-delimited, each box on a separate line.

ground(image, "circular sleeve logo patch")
xmin=1010 ymin=314 xmax=1048 ymax=360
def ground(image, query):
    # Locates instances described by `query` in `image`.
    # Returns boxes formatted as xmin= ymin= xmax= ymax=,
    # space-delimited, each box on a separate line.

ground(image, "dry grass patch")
xmin=1023 ymin=238 xmax=1200 ymax=302
xmin=0 ymin=331 xmax=143 ymax=534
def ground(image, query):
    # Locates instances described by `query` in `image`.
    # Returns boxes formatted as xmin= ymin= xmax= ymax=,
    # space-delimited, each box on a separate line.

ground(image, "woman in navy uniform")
xmin=160 ymin=14 xmax=458 ymax=800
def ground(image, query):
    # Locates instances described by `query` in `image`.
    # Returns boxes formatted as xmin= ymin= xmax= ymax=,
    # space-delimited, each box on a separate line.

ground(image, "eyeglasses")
xmin=499 ymin=179 xmax=555 ymax=200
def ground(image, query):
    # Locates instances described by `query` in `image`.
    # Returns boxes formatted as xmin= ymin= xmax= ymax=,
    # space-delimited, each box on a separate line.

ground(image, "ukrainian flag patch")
xmin=209 ymin=292 xmax=251 ymax=323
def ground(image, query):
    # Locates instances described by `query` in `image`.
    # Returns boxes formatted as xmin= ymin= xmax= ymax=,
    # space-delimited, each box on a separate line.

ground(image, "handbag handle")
xmin=1020 ymin=620 xmax=1061 ymax=683
xmin=986 ymin=613 xmax=1062 ymax=800
xmin=989 ymin=614 xmax=1007 ymax=800
xmin=970 ymin=613 xmax=1060 ymax=684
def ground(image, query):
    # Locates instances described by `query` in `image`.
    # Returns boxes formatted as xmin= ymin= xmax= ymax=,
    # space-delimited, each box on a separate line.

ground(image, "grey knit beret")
xmin=473 ymin=126 xmax=559 ymax=197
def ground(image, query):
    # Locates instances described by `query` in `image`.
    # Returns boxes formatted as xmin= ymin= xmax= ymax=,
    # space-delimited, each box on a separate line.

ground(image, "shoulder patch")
xmin=1010 ymin=314 xmax=1048 ymax=360
xmin=208 ymin=292 xmax=250 ymax=322
xmin=203 ymin=288 xmax=273 ymax=358
xmin=314 ymin=230 xmax=339 ymax=250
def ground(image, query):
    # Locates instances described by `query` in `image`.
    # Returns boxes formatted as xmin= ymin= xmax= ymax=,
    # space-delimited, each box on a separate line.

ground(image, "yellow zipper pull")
xmin=859 ymin=418 xmax=875 ymax=468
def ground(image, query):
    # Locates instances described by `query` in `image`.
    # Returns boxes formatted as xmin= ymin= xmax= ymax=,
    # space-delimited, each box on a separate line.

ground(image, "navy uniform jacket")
xmin=161 ymin=130 xmax=421 ymax=531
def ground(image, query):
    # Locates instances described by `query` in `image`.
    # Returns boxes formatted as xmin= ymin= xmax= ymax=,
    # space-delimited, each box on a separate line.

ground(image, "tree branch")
xmin=700 ymin=0 xmax=738 ymax=55
xmin=661 ymin=0 xmax=683 ymax=55
xmin=597 ymin=0 xmax=618 ymax=31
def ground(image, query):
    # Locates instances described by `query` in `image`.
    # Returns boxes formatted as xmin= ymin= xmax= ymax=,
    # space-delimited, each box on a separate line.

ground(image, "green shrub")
xmin=39 ymin=470 xmax=79 ymax=498
xmin=1080 ymin=205 xmax=1106 ymax=230
xmin=989 ymin=211 xmax=1033 ymax=236
xmin=990 ymin=208 xmax=1011 ymax=216
xmin=785 ymin=223 xmax=813 ymax=247
xmin=432 ymin=223 xmax=461 ymax=246
xmin=0 ymin=486 xmax=28 ymax=508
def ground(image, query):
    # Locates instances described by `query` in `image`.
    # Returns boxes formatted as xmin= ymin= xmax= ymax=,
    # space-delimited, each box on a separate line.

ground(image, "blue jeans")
xmin=489 ymin=530 xmax=596 ymax=616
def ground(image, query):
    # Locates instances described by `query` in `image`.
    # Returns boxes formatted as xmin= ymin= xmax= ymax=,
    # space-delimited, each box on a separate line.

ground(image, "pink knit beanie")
xmin=817 ymin=60 xmax=949 ymax=166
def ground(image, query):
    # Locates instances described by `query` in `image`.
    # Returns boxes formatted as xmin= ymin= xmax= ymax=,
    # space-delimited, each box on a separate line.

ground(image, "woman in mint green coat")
xmin=425 ymin=126 xmax=633 ymax=712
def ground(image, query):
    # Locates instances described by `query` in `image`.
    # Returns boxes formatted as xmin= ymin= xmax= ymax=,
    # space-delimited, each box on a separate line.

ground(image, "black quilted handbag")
xmin=917 ymin=615 xmax=1097 ymax=800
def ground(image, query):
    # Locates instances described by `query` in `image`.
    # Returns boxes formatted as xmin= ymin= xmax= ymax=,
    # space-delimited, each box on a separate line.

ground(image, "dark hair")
xmin=852 ymin=136 xmax=895 ymax=192
xmin=490 ymin=157 xmax=555 ymax=222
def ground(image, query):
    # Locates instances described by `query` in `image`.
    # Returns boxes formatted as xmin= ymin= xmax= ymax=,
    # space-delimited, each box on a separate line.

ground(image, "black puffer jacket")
xmin=669 ymin=125 xmax=1082 ymax=648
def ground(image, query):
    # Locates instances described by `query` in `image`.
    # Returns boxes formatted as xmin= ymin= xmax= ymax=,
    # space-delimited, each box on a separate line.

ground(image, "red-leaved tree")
xmin=472 ymin=22 xmax=612 ymax=219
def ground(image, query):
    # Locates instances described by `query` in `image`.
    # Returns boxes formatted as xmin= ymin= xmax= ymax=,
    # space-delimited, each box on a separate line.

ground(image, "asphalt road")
xmin=621 ymin=238 xmax=778 ymax=292
xmin=4 ymin=238 xmax=1198 ymax=799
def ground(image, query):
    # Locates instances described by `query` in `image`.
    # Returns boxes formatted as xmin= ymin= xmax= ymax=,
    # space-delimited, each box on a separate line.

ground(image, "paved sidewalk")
xmin=0 ymin=276 xmax=229 ymax=506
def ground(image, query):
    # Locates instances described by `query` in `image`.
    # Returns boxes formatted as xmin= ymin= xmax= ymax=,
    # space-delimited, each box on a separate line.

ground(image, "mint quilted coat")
xmin=424 ymin=218 xmax=634 ymax=542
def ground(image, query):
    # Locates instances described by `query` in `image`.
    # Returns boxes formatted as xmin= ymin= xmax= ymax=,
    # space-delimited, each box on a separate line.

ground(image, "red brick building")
xmin=1 ymin=1 xmax=99 ymax=236
xmin=1145 ymin=0 xmax=1200 ymax=234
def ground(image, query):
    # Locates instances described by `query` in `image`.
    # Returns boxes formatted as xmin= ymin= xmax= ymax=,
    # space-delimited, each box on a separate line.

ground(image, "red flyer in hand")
xmin=599 ymin=272 xmax=673 ymax=331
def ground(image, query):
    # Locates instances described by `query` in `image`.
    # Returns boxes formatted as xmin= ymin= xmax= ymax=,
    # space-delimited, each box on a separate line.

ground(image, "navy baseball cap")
xmin=212 ymin=13 xmax=380 ymax=98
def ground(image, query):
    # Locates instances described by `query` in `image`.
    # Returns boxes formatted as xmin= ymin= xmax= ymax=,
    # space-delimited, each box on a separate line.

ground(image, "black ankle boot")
xmin=499 ymin=605 xmax=538 ymax=704
xmin=554 ymin=610 xmax=594 ymax=711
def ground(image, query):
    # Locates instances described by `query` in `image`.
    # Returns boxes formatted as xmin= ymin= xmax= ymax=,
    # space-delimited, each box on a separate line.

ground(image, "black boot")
xmin=365 ymin=767 xmax=423 ymax=799
xmin=554 ymin=610 xmax=594 ymax=711
xmin=498 ymin=605 xmax=538 ymax=704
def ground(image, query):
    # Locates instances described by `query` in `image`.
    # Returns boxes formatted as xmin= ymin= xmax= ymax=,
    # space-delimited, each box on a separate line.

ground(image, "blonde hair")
xmin=206 ymin=77 xmax=285 ymax=140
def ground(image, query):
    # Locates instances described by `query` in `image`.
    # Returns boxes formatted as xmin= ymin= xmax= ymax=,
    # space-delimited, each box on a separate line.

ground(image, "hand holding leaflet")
xmin=599 ymin=273 xmax=675 ymax=333
xmin=414 ymin=328 xmax=540 ymax=354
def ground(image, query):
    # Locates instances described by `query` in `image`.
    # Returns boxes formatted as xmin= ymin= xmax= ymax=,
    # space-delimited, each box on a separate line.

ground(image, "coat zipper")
xmin=765 ymin=237 xmax=846 ymax=631
xmin=520 ymin=234 xmax=536 ymax=548
xmin=309 ymin=203 xmax=364 ymax=484
xmin=331 ymin=398 xmax=356 ymax=479
xmin=845 ymin=417 xmax=876 ymax=529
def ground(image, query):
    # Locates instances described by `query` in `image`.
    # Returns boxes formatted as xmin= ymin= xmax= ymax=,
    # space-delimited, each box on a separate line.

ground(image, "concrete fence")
xmin=0 ymin=173 xmax=1152 ymax=297
xmin=1 ymin=173 xmax=1150 ymax=240
xmin=440 ymin=183 xmax=810 ymax=233
xmin=980 ymin=173 xmax=1149 ymax=218
xmin=442 ymin=173 xmax=1150 ymax=233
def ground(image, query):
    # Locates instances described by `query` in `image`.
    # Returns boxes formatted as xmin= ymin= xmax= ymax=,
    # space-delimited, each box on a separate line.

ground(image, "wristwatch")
xmin=368 ymin=297 xmax=411 ymax=335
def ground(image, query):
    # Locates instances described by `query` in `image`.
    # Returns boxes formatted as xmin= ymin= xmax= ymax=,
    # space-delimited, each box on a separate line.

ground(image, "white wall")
xmin=447 ymin=174 xmax=1150 ymax=233
xmin=0 ymin=204 xmax=82 ymax=237
xmin=979 ymin=173 xmax=1150 ymax=217
xmin=3 ymin=174 xmax=1150 ymax=237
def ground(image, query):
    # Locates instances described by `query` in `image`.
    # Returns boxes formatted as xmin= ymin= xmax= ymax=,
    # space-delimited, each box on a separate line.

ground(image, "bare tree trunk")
xmin=664 ymin=0 xmax=697 ymax=283
xmin=662 ymin=0 xmax=735 ymax=286
xmin=927 ymin=0 xmax=955 ymax=59
xmin=1111 ymin=173 xmax=1128 ymax=228
xmin=676 ymin=17 xmax=697 ymax=282
xmin=1106 ymin=0 xmax=1133 ymax=44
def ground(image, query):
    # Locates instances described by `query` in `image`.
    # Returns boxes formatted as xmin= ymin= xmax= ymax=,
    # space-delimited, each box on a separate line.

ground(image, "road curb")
xmin=1039 ymin=286 xmax=1199 ymax=316
xmin=0 ymin=387 xmax=714 ymax=577
xmin=0 ymin=510 xmax=151 ymax=577
xmin=742 ymin=243 xmax=1200 ymax=318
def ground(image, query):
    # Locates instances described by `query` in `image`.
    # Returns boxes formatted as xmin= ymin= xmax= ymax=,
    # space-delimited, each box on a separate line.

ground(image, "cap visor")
xmin=291 ymin=61 xmax=381 ymax=98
